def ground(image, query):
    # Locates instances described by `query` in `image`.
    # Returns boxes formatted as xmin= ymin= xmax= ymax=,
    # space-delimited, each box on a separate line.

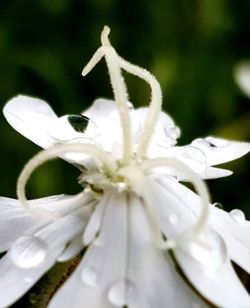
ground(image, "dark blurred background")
xmin=0 ymin=0 xmax=249 ymax=215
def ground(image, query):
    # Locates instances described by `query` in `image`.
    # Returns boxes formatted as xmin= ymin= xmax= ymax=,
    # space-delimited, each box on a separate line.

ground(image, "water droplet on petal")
xmin=168 ymin=214 xmax=179 ymax=225
xmin=81 ymin=267 xmax=98 ymax=287
xmin=181 ymin=146 xmax=207 ymax=165
xmin=68 ymin=114 xmax=89 ymax=133
xmin=213 ymin=202 xmax=223 ymax=210
xmin=230 ymin=209 xmax=245 ymax=224
xmin=164 ymin=125 xmax=180 ymax=140
xmin=108 ymin=279 xmax=135 ymax=307
xmin=185 ymin=230 xmax=227 ymax=270
xmin=10 ymin=236 xmax=48 ymax=269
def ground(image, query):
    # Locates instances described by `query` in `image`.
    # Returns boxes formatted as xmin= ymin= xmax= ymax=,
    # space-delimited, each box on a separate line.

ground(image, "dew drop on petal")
xmin=213 ymin=202 xmax=223 ymax=210
xmin=81 ymin=267 xmax=98 ymax=287
xmin=186 ymin=230 xmax=227 ymax=270
xmin=10 ymin=236 xmax=48 ymax=269
xmin=230 ymin=209 xmax=245 ymax=224
xmin=164 ymin=125 xmax=180 ymax=140
xmin=23 ymin=276 xmax=34 ymax=284
xmin=181 ymin=146 xmax=207 ymax=165
xmin=108 ymin=279 xmax=135 ymax=307
xmin=168 ymin=214 xmax=179 ymax=225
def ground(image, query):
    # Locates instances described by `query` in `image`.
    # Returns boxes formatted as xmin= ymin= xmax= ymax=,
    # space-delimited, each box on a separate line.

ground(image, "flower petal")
xmin=0 ymin=192 xmax=93 ymax=252
xmin=125 ymin=193 xmax=206 ymax=308
xmin=234 ymin=61 xmax=250 ymax=98
xmin=175 ymin=234 xmax=250 ymax=307
xmin=210 ymin=207 xmax=250 ymax=275
xmin=3 ymin=95 xmax=58 ymax=148
xmin=0 ymin=207 xmax=90 ymax=307
xmin=198 ymin=166 xmax=233 ymax=179
xmin=191 ymin=136 xmax=250 ymax=166
xmin=48 ymin=190 xmax=127 ymax=308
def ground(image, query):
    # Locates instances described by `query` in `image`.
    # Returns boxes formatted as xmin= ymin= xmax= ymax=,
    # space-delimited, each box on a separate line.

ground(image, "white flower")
xmin=234 ymin=60 xmax=250 ymax=98
xmin=1 ymin=26 xmax=250 ymax=308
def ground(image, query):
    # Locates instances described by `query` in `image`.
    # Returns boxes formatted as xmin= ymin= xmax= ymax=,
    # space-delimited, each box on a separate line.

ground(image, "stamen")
xmin=117 ymin=56 xmax=162 ymax=159
xmin=17 ymin=143 xmax=116 ymax=217
xmin=82 ymin=26 xmax=132 ymax=165
xmin=142 ymin=157 xmax=210 ymax=250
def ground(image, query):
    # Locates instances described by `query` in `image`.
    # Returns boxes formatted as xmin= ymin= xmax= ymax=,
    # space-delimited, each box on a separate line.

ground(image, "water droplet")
xmin=185 ymin=230 xmax=227 ymax=270
xmin=213 ymin=202 xmax=223 ymax=210
xmin=164 ymin=125 xmax=180 ymax=140
xmin=108 ymin=279 xmax=135 ymax=307
xmin=168 ymin=214 xmax=179 ymax=225
xmin=68 ymin=114 xmax=89 ymax=133
xmin=230 ymin=209 xmax=245 ymax=224
xmin=10 ymin=236 xmax=47 ymax=269
xmin=181 ymin=146 xmax=206 ymax=165
xmin=81 ymin=267 xmax=98 ymax=287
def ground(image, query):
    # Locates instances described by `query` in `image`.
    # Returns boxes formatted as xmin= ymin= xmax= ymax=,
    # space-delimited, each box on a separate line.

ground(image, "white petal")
xmin=83 ymin=98 xmax=117 ymax=119
xmin=191 ymin=136 xmax=250 ymax=166
xmin=198 ymin=166 xmax=233 ymax=179
xmin=234 ymin=61 xmax=250 ymax=98
xmin=3 ymin=95 xmax=58 ymax=148
xmin=133 ymin=108 xmax=181 ymax=153
xmin=210 ymin=207 xmax=250 ymax=274
xmin=57 ymin=234 xmax=84 ymax=262
xmin=0 ymin=207 xmax=89 ymax=307
xmin=175 ymin=230 xmax=250 ymax=307
xmin=82 ymin=193 xmax=109 ymax=246
xmin=125 ymin=194 xmax=206 ymax=308
xmin=147 ymin=176 xmax=198 ymax=238
xmin=49 ymin=190 xmax=127 ymax=308
xmin=0 ymin=192 xmax=93 ymax=252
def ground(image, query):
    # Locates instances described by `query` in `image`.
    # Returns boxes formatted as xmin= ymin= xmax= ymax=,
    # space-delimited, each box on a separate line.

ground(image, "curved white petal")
xmin=83 ymin=98 xmax=117 ymax=119
xmin=57 ymin=234 xmax=84 ymax=262
xmin=3 ymin=95 xmax=58 ymax=148
xmin=0 ymin=192 xmax=93 ymax=252
xmin=49 ymin=190 xmax=127 ymax=308
xmin=210 ymin=207 xmax=250 ymax=275
xmin=125 ymin=194 xmax=206 ymax=308
xmin=175 ymin=233 xmax=250 ymax=307
xmin=133 ymin=108 xmax=181 ymax=153
xmin=234 ymin=61 xmax=250 ymax=98
xmin=198 ymin=166 xmax=233 ymax=179
xmin=0 ymin=207 xmax=89 ymax=307
xmin=191 ymin=136 xmax=250 ymax=166
xmin=147 ymin=176 xmax=197 ymax=238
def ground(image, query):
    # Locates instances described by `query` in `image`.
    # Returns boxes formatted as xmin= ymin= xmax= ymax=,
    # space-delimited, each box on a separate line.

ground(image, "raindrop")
xmin=164 ymin=125 xmax=180 ymax=140
xmin=81 ymin=267 xmax=98 ymax=287
xmin=213 ymin=202 xmax=223 ymax=210
xmin=108 ymin=279 xmax=135 ymax=307
xmin=230 ymin=209 xmax=245 ymax=225
xmin=168 ymin=214 xmax=179 ymax=225
xmin=181 ymin=146 xmax=206 ymax=165
xmin=185 ymin=230 xmax=227 ymax=270
xmin=10 ymin=236 xmax=48 ymax=269
xmin=68 ymin=114 xmax=89 ymax=133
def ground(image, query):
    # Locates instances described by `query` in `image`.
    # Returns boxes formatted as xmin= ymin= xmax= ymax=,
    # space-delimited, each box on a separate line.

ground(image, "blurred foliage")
xmin=0 ymin=0 xmax=249 ymax=215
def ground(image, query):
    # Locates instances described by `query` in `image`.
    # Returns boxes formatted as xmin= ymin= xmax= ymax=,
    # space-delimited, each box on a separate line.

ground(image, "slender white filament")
xmin=17 ymin=143 xmax=116 ymax=217
xmin=82 ymin=26 xmax=132 ymax=164
xmin=117 ymin=55 xmax=163 ymax=159
xmin=142 ymin=157 xmax=210 ymax=249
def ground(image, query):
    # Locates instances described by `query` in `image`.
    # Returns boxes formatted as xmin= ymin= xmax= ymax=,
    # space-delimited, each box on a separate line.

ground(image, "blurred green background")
xmin=0 ymin=0 xmax=249 ymax=215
